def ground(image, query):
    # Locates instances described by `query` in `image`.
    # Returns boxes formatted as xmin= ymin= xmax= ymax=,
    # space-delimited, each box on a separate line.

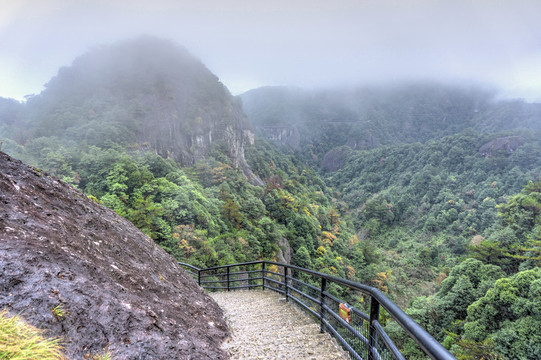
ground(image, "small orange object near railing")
xmin=339 ymin=303 xmax=351 ymax=324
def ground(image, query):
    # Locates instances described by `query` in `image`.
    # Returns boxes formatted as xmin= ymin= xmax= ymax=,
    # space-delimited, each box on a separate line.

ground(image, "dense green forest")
xmin=0 ymin=136 xmax=361 ymax=280
xmin=1 ymin=38 xmax=540 ymax=359
xmin=242 ymin=85 xmax=541 ymax=358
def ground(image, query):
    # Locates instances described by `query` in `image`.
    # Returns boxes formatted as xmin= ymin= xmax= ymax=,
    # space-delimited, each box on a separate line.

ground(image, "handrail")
xmin=178 ymin=260 xmax=456 ymax=360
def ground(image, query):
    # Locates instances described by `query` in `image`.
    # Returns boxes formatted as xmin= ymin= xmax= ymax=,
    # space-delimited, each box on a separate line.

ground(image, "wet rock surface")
xmin=0 ymin=151 xmax=229 ymax=359
xmin=211 ymin=290 xmax=349 ymax=360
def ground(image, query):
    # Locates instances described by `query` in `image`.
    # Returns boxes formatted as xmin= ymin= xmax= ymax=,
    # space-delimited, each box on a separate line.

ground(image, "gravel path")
xmin=210 ymin=290 xmax=350 ymax=360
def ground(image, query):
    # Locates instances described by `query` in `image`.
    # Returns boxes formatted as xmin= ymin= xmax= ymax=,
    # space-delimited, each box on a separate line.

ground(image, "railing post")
xmin=247 ymin=265 xmax=251 ymax=290
xmin=261 ymin=262 xmax=265 ymax=290
xmin=197 ymin=269 xmax=201 ymax=287
xmin=227 ymin=266 xmax=230 ymax=292
xmin=320 ymin=277 xmax=327 ymax=333
xmin=284 ymin=265 xmax=289 ymax=302
xmin=368 ymin=296 xmax=380 ymax=360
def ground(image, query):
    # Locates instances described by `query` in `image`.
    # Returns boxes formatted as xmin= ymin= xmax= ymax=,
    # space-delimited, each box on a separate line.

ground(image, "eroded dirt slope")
xmin=0 ymin=151 xmax=229 ymax=359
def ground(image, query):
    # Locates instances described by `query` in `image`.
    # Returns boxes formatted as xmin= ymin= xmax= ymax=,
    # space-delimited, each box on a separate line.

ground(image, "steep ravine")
xmin=0 ymin=151 xmax=229 ymax=359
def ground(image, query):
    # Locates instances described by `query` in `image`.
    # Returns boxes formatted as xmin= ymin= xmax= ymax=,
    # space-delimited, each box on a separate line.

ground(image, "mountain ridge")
xmin=240 ymin=83 xmax=541 ymax=170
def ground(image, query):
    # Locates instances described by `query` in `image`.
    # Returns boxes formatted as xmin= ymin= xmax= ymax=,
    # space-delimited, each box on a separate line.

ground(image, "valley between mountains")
xmin=1 ymin=37 xmax=540 ymax=359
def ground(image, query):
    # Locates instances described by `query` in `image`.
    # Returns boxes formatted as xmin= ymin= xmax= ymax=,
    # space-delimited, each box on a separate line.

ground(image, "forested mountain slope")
xmin=242 ymin=83 xmax=541 ymax=359
xmin=386 ymin=180 xmax=541 ymax=359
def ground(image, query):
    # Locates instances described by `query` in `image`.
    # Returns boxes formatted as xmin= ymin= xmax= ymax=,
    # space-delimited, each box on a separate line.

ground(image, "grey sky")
xmin=1 ymin=0 xmax=541 ymax=101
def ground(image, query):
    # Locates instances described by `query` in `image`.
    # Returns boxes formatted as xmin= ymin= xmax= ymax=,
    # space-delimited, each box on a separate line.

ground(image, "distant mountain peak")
xmin=27 ymin=37 xmax=256 ymax=175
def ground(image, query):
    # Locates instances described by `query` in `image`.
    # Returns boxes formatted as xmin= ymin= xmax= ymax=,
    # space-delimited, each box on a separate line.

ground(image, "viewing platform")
xmin=180 ymin=260 xmax=457 ymax=360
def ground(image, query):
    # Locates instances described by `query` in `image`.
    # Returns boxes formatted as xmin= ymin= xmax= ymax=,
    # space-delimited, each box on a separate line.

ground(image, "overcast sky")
xmin=1 ymin=0 xmax=541 ymax=101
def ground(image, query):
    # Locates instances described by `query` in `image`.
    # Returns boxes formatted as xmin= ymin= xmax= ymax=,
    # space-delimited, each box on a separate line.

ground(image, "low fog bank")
xmin=1 ymin=0 xmax=540 ymax=102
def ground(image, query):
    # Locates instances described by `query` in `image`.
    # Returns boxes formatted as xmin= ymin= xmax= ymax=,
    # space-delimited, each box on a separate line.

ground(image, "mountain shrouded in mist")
xmin=17 ymin=37 xmax=255 ymax=175
xmin=242 ymin=82 xmax=541 ymax=358
xmin=241 ymin=84 xmax=541 ymax=171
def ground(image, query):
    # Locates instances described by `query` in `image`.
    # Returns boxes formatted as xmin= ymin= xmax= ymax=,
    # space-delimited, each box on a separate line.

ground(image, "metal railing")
xmin=178 ymin=260 xmax=455 ymax=360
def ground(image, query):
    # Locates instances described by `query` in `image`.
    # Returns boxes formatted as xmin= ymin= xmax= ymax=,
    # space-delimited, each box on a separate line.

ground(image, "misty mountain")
xmin=242 ymin=82 xmax=541 ymax=318
xmin=241 ymin=84 xmax=541 ymax=170
xmin=3 ymin=37 xmax=254 ymax=171
xmin=0 ymin=97 xmax=23 ymax=125
xmin=0 ymin=98 xmax=24 ymax=142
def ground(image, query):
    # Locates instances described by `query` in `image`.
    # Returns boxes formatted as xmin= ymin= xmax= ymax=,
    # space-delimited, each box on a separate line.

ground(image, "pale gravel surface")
xmin=211 ymin=290 xmax=350 ymax=360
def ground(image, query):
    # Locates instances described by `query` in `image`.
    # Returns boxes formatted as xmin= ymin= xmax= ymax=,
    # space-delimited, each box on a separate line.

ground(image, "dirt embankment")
xmin=0 ymin=151 xmax=229 ymax=359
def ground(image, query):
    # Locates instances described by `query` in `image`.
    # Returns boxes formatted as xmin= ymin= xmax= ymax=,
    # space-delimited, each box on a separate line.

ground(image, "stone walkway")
xmin=210 ymin=290 xmax=350 ymax=360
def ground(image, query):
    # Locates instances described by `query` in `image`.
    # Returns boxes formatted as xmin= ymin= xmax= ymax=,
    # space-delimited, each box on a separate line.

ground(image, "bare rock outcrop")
xmin=0 ymin=151 xmax=229 ymax=359
xmin=321 ymin=146 xmax=352 ymax=172
xmin=479 ymin=136 xmax=526 ymax=157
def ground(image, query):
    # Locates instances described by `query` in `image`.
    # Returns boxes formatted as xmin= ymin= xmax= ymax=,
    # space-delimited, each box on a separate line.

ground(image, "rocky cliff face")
xmin=0 ymin=151 xmax=229 ymax=359
xmin=256 ymin=125 xmax=301 ymax=150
